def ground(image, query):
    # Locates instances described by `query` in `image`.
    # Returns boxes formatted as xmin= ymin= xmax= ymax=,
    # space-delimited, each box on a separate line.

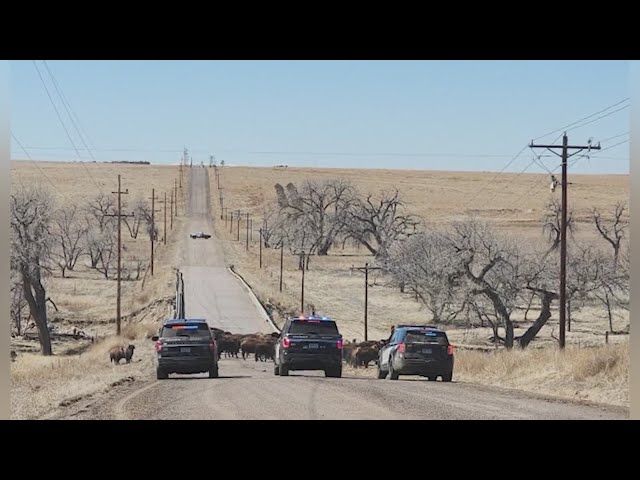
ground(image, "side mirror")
xmin=151 ymin=336 xmax=159 ymax=341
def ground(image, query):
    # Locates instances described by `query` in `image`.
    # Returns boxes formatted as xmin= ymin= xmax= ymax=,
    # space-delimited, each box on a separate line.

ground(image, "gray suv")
xmin=152 ymin=318 xmax=219 ymax=379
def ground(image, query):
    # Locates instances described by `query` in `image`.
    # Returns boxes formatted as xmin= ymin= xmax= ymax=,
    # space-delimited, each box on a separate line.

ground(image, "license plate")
xmin=307 ymin=343 xmax=319 ymax=349
xmin=422 ymin=348 xmax=432 ymax=354
xmin=180 ymin=347 xmax=191 ymax=353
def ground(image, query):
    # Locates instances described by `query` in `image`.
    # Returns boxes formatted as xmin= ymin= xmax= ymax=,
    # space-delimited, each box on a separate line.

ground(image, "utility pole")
xmin=301 ymin=255 xmax=305 ymax=314
xmin=148 ymin=188 xmax=161 ymax=276
xmin=230 ymin=209 xmax=234 ymax=234
xmin=163 ymin=192 xmax=167 ymax=245
xmin=174 ymin=179 xmax=178 ymax=218
xmin=280 ymin=241 xmax=284 ymax=292
xmin=224 ymin=207 xmax=228 ymax=226
xmin=170 ymin=187 xmax=174 ymax=230
xmin=236 ymin=210 xmax=240 ymax=241
xmin=250 ymin=219 xmax=253 ymax=241
xmin=529 ymin=133 xmax=600 ymax=349
xmin=246 ymin=213 xmax=250 ymax=250
xmin=259 ymin=228 xmax=263 ymax=269
xmin=355 ymin=263 xmax=381 ymax=342
xmin=106 ymin=175 xmax=133 ymax=336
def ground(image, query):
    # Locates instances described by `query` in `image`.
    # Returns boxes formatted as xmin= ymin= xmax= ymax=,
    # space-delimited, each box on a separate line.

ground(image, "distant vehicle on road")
xmin=152 ymin=318 xmax=219 ymax=379
xmin=377 ymin=325 xmax=454 ymax=381
xmin=190 ymin=232 xmax=211 ymax=239
xmin=274 ymin=315 xmax=343 ymax=378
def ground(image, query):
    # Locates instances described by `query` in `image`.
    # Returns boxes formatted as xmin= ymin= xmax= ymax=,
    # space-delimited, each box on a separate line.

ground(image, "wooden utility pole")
xmin=106 ymin=175 xmax=133 ymax=336
xmin=280 ymin=241 xmax=284 ymax=292
xmin=148 ymin=188 xmax=161 ymax=276
xmin=236 ymin=210 xmax=240 ymax=241
xmin=174 ymin=179 xmax=178 ymax=218
xmin=170 ymin=188 xmax=174 ymax=230
xmin=230 ymin=209 xmax=234 ymax=233
xmin=246 ymin=213 xmax=250 ymax=250
xmin=259 ymin=228 xmax=263 ymax=269
xmin=354 ymin=263 xmax=381 ymax=342
xmin=163 ymin=192 xmax=167 ymax=245
xmin=529 ymin=133 xmax=600 ymax=349
xmin=301 ymin=256 xmax=305 ymax=314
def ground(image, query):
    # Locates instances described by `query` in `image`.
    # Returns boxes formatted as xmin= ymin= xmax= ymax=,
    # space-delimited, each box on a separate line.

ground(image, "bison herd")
xmin=212 ymin=328 xmax=387 ymax=368
xmin=212 ymin=328 xmax=280 ymax=363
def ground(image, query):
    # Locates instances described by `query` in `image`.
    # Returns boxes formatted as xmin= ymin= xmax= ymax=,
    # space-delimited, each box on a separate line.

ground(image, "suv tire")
xmin=442 ymin=371 xmax=453 ymax=382
xmin=325 ymin=366 xmax=342 ymax=378
xmin=274 ymin=364 xmax=280 ymax=376
xmin=157 ymin=367 xmax=168 ymax=380
xmin=279 ymin=362 xmax=289 ymax=376
xmin=377 ymin=365 xmax=388 ymax=379
xmin=388 ymin=359 xmax=399 ymax=380
xmin=208 ymin=365 xmax=219 ymax=378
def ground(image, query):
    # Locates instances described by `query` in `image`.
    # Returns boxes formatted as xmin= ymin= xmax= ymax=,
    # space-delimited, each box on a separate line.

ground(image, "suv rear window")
xmin=161 ymin=323 xmax=211 ymax=338
xmin=404 ymin=330 xmax=448 ymax=345
xmin=289 ymin=319 xmax=339 ymax=335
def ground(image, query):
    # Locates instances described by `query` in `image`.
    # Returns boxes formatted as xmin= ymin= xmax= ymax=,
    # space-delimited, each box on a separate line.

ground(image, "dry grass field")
xmin=210 ymin=165 xmax=630 ymax=406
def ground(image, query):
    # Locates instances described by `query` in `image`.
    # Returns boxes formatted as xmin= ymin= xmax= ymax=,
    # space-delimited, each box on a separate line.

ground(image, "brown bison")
xmin=109 ymin=344 xmax=135 ymax=364
xmin=254 ymin=341 xmax=275 ymax=362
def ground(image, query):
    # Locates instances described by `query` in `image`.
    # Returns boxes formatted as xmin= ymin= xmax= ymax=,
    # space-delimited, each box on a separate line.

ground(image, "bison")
xmin=109 ymin=344 xmax=135 ymax=364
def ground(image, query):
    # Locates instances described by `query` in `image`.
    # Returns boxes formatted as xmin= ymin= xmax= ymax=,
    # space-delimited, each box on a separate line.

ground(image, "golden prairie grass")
xmin=344 ymin=341 xmax=629 ymax=407
xmin=454 ymin=342 xmax=629 ymax=407
xmin=10 ymin=330 xmax=157 ymax=419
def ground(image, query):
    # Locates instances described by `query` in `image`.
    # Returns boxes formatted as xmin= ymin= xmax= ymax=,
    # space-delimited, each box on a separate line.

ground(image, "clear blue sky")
xmin=10 ymin=60 xmax=630 ymax=174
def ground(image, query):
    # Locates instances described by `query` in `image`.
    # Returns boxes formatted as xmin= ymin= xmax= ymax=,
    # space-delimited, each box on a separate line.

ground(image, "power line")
xmin=565 ymin=105 xmax=630 ymax=134
xmin=532 ymin=98 xmax=630 ymax=141
xmin=11 ymin=132 xmax=71 ymax=202
xmin=42 ymin=60 xmax=97 ymax=160
xmin=32 ymin=60 xmax=105 ymax=194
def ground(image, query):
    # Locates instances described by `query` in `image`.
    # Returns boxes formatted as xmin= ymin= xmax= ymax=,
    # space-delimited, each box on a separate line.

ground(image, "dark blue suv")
xmin=377 ymin=325 xmax=454 ymax=381
xmin=152 ymin=318 xmax=219 ymax=379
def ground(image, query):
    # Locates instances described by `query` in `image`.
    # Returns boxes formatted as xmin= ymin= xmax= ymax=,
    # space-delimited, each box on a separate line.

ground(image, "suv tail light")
xmin=337 ymin=339 xmax=343 ymax=349
xmin=447 ymin=344 xmax=454 ymax=355
xmin=154 ymin=340 xmax=162 ymax=352
xmin=282 ymin=337 xmax=291 ymax=349
xmin=397 ymin=343 xmax=406 ymax=353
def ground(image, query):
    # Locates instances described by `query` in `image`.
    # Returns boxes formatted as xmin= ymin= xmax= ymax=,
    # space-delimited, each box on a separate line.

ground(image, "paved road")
xmin=178 ymin=168 xmax=272 ymax=335
xmin=60 ymin=168 xmax=627 ymax=420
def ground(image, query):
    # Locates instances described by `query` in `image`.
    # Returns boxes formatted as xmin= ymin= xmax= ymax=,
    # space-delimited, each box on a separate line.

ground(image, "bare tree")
xmin=385 ymin=231 xmax=466 ymax=324
xmin=10 ymin=274 xmax=27 ymax=336
xmin=344 ymin=189 xmax=420 ymax=257
xmin=274 ymin=179 xmax=355 ymax=257
xmin=593 ymin=202 xmax=627 ymax=269
xmin=86 ymin=193 xmax=116 ymax=232
xmin=122 ymin=197 xmax=148 ymax=239
xmin=542 ymin=198 xmax=574 ymax=255
xmin=10 ymin=185 xmax=54 ymax=355
xmin=51 ymin=205 xmax=87 ymax=278
xmin=95 ymin=223 xmax=117 ymax=279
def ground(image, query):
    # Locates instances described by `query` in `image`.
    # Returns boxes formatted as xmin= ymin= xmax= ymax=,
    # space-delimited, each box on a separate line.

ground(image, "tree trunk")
xmin=518 ymin=292 xmax=555 ymax=349
xmin=606 ymin=291 xmax=614 ymax=333
xmin=504 ymin=319 xmax=514 ymax=349
xmin=22 ymin=270 xmax=52 ymax=355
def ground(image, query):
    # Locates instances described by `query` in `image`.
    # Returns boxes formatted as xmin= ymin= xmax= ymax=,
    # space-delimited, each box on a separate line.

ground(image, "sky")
xmin=9 ymin=60 xmax=630 ymax=174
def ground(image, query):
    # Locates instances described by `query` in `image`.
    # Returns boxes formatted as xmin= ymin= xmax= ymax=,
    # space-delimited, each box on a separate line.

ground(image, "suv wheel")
xmin=274 ymin=364 xmax=280 ymax=376
xmin=388 ymin=359 xmax=399 ymax=380
xmin=279 ymin=362 xmax=289 ymax=376
xmin=442 ymin=371 xmax=453 ymax=382
xmin=325 ymin=366 xmax=342 ymax=378
xmin=208 ymin=364 xmax=219 ymax=378
xmin=427 ymin=376 xmax=436 ymax=381
xmin=157 ymin=367 xmax=168 ymax=380
xmin=377 ymin=364 xmax=388 ymax=379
